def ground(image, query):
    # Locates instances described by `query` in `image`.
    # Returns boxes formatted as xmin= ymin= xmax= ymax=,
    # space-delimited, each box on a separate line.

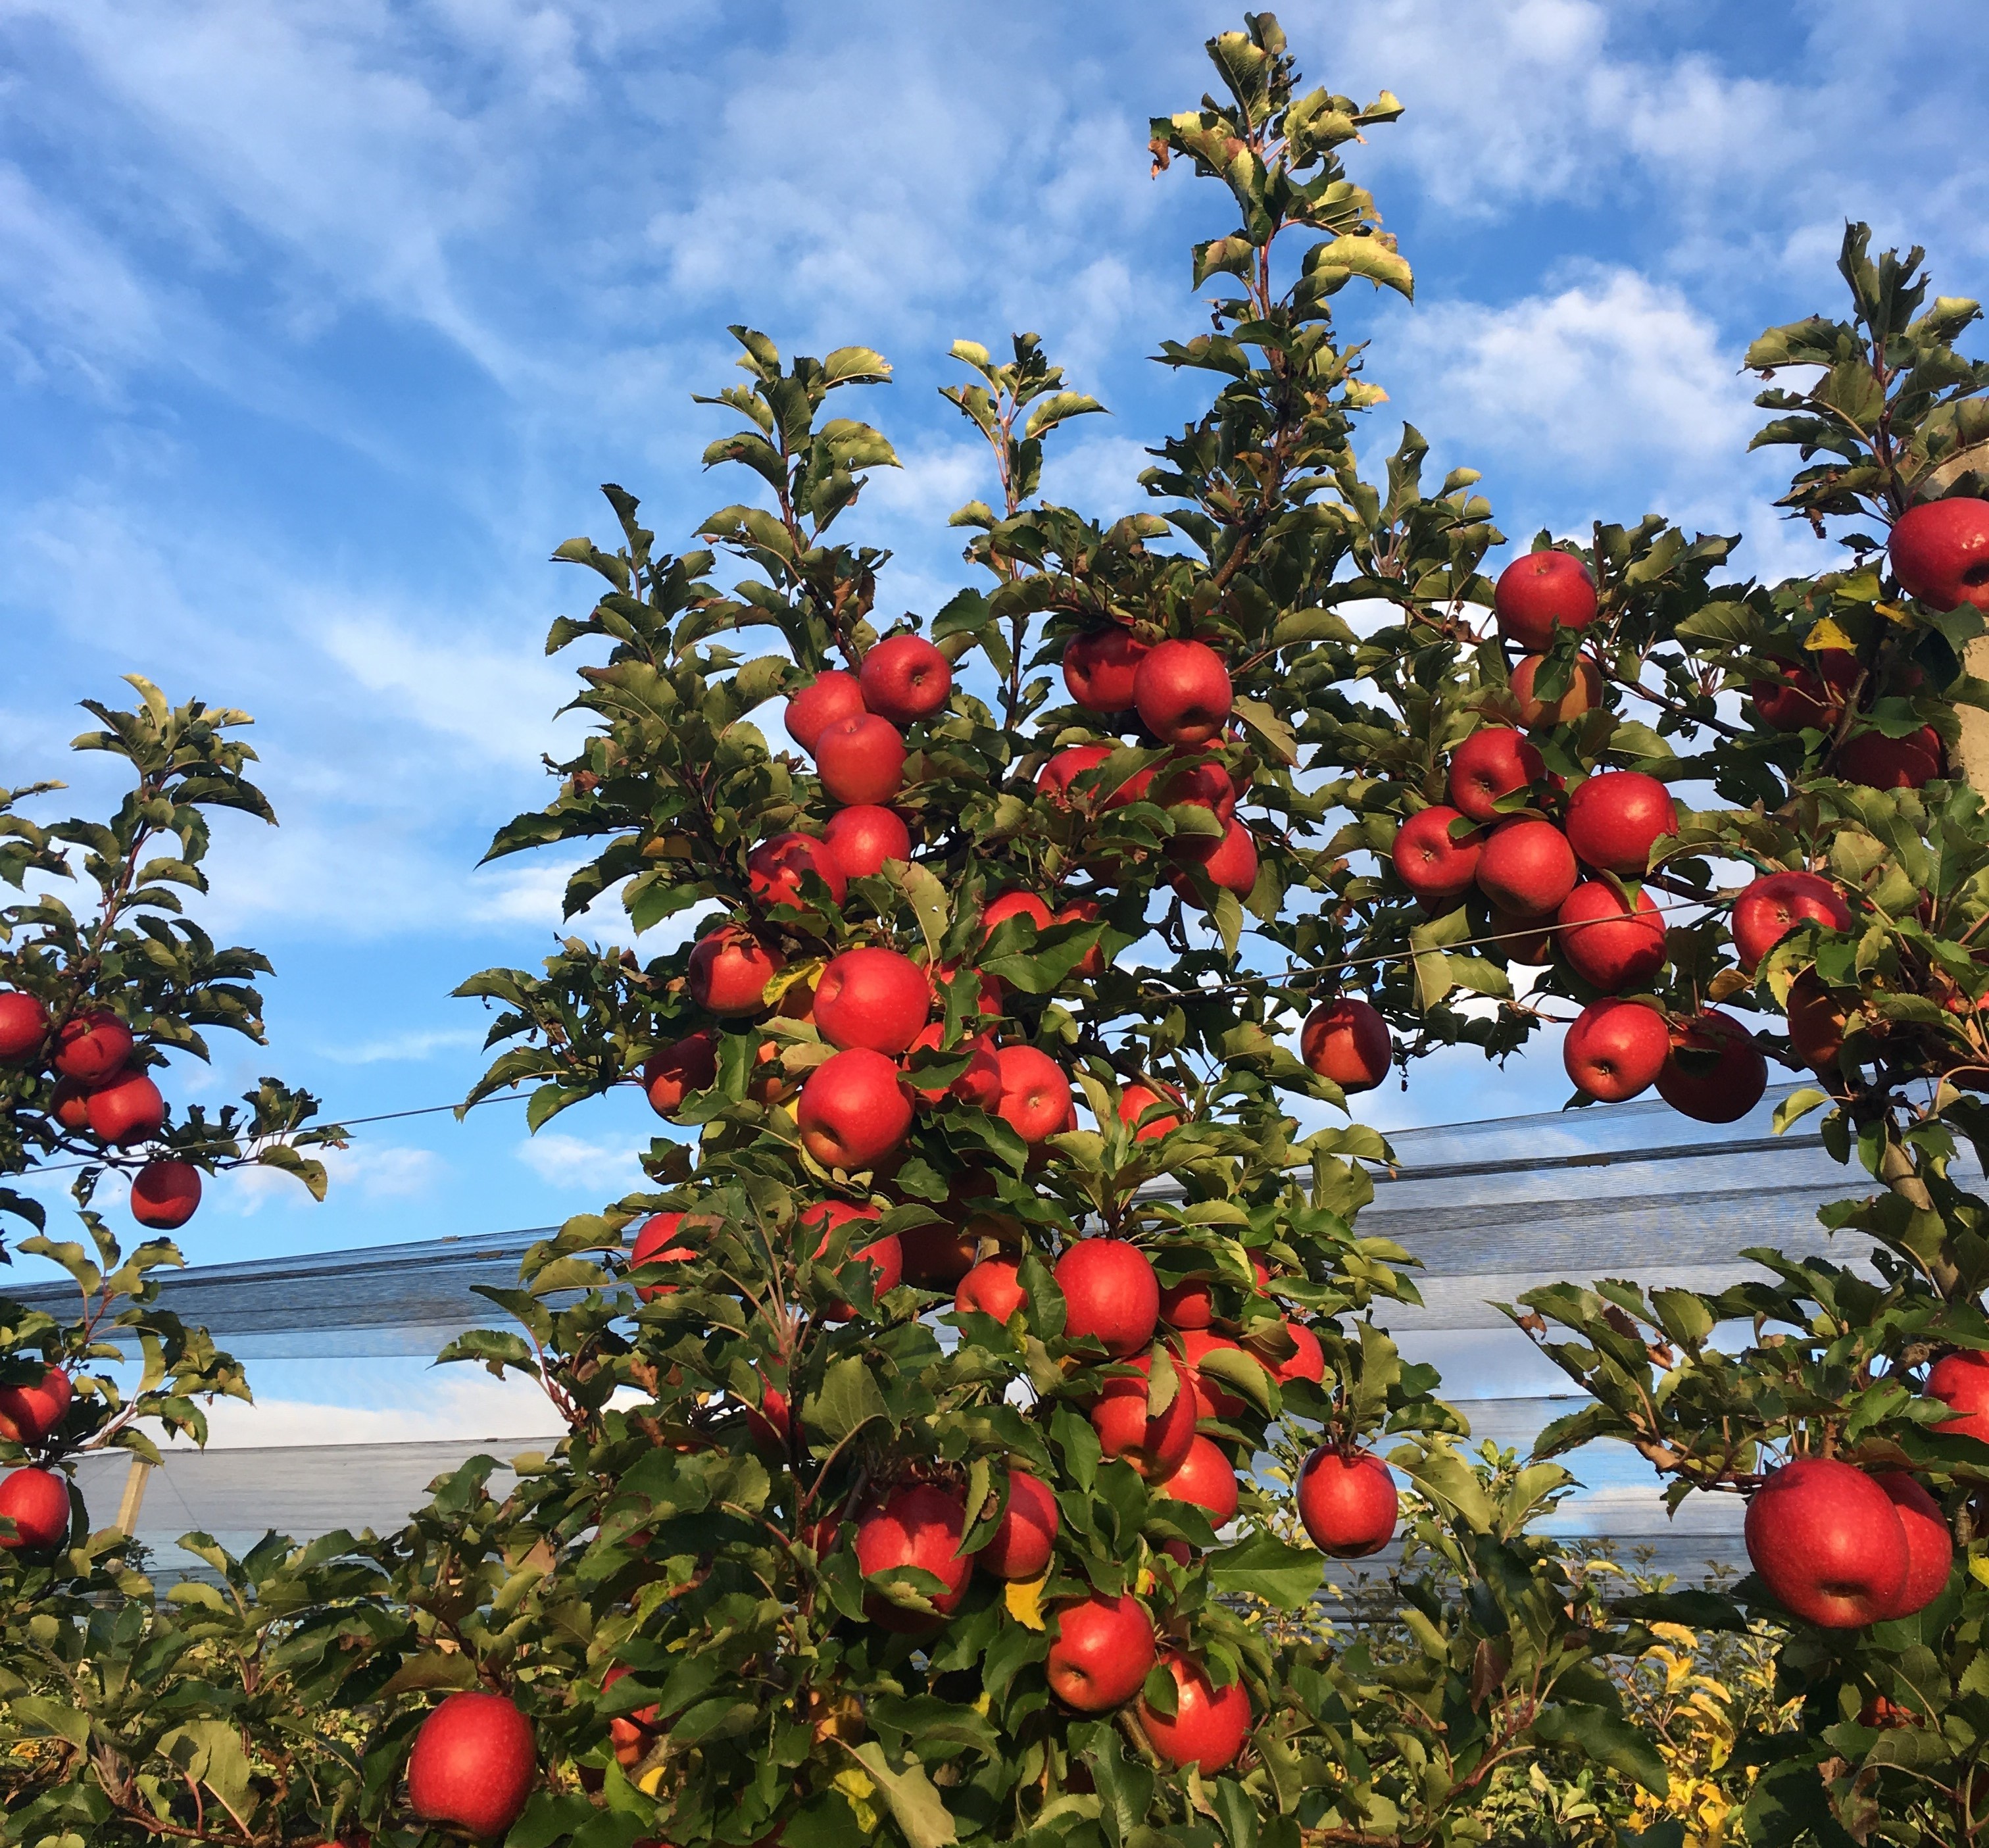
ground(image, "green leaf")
xmin=1533 ymin=1701 xmax=1670 ymax=1797
xmin=845 ymin=1741 xmax=958 ymax=1848
xmin=808 ymin=1357 xmax=891 ymax=1447
xmin=1206 ymin=1531 xmax=1321 ymax=1609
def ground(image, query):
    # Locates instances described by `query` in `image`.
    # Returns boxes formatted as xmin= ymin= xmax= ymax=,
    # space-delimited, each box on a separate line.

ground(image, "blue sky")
xmin=5 ymin=0 xmax=1989 ymax=1314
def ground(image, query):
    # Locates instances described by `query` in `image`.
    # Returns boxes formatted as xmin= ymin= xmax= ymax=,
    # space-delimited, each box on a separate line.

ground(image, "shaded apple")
xmin=0 ymin=1467 xmax=70 ymax=1553
xmin=53 ymin=1011 xmax=132 ymax=1084
xmin=1156 ymin=1434 xmax=1239 ymax=1525
xmin=629 ymin=1213 xmax=697 ymax=1301
xmin=955 ymin=1257 xmax=1025 ymax=1322
xmin=130 ymin=1159 xmax=201 ymax=1231
xmin=1511 ymin=654 xmax=1602 ymax=728
xmin=87 ymin=1070 xmax=165 ymax=1145
xmin=0 ymin=1366 xmax=71 ymax=1445
xmin=688 ymin=927 xmax=781 ymax=1017
xmin=1873 ymin=1473 xmax=1952 ymax=1619
xmin=1731 ymin=870 xmax=1852 ymax=974
xmin=643 ymin=1031 xmax=718 ymax=1116
xmin=1299 ymin=997 xmax=1390 ymax=1093
xmin=747 ymin=832 xmax=848 ymax=911
xmin=1117 ymin=1080 xmax=1183 ymax=1141
xmin=1447 ymin=726 xmax=1544 ymax=822
xmin=0 ymin=991 xmax=47 ymax=1064
xmin=784 ymin=670 xmax=866 ymax=752
xmin=1091 ymin=1352 xmax=1197 ymax=1479
xmin=1925 ymin=1349 xmax=1989 ymax=1443
xmin=1656 ymin=1011 xmax=1767 ymax=1124
xmin=816 ymin=712 xmax=907 ymax=806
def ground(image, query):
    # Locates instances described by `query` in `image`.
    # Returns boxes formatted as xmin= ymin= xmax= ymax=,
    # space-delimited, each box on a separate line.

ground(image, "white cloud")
xmin=514 ymin=1128 xmax=645 ymax=1189
xmin=224 ymin=1141 xmax=446 ymax=1214
xmin=316 ymin=1024 xmax=489 ymax=1064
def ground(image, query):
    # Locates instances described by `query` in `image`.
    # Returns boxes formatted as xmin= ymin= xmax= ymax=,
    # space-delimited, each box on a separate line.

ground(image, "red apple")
xmin=1133 ymin=639 xmax=1233 ymax=745
xmin=747 ymin=832 xmax=848 ymax=911
xmin=955 ymin=1257 xmax=1026 ymax=1322
xmin=1475 ymin=818 xmax=1578 ymax=915
xmin=1174 ymin=818 xmax=1258 ymax=908
xmin=87 ymin=1070 xmax=164 ymax=1145
xmin=1448 ymin=726 xmax=1544 ymax=822
xmin=1054 ymin=1239 xmax=1158 ymax=1357
xmin=743 ymin=1380 xmax=789 ymax=1453
xmin=1158 ymin=1277 xmax=1213 ymax=1330
xmin=1744 ymin=1457 xmax=1909 ymax=1628
xmin=1054 ymin=897 xmax=1108 ymax=977
xmin=856 ymin=1484 xmax=971 ymax=1630
xmin=785 ymin=670 xmax=866 ymax=752
xmin=130 ymin=1160 xmax=201 ymax=1231
xmin=1556 ymin=882 xmax=1667 ymax=992
xmin=929 ymin=960 xmax=1004 ymax=1018
xmin=1785 ymin=968 xmax=1847 ymax=1070
xmin=1926 ymin=1349 xmax=1989 ymax=1443
xmin=1836 ymin=726 xmax=1943 ymax=790
xmin=1890 ymin=497 xmax=1989 ymax=610
xmin=1266 ymin=1320 xmax=1325 ymax=1386
xmin=1750 ymin=651 xmax=1857 ymax=732
xmin=823 ymin=803 xmax=912 ymax=878
xmin=629 ymin=1213 xmax=696 ymax=1301
xmin=1045 ymin=1593 xmax=1155 ymax=1712
xmin=993 ymin=1045 xmax=1071 ymax=1144
xmin=1038 ymin=744 xmax=1114 ymax=806
xmin=1390 ymin=807 xmax=1483 ymax=905
xmin=814 ymin=947 xmax=929 ymax=1055
xmin=816 ymin=713 xmax=906 ymax=805
xmin=1491 ymin=906 xmax=1559 ymax=964
xmin=688 ymin=927 xmax=781 ymax=1017
xmin=797 ymin=1048 xmax=913 ymax=1170
xmin=1064 ymin=628 xmax=1151 ymax=712
xmin=802 ymin=1199 xmax=900 ymax=1320
xmin=1565 ymin=771 xmax=1677 ymax=876
xmin=49 ymin=1078 xmax=90 ymax=1131
xmin=1563 ymin=998 xmax=1669 ymax=1102
xmin=0 ymin=1468 xmax=70 ymax=1552
xmin=53 ymin=1011 xmax=132 ymax=1084
xmin=1296 ymin=1448 xmax=1396 ymax=1557
xmin=1136 ymin=1653 xmax=1251 ymax=1773
xmin=1117 ymin=1081 xmax=1183 ymax=1142
xmin=1156 ymin=1434 xmax=1240 ymax=1524
xmin=1091 ymin=1353 xmax=1197 ymax=1479
xmin=1178 ymin=1330 xmax=1245 ymax=1419
xmin=1511 ymin=654 xmax=1603 ymax=728
xmin=1298 ymin=997 xmax=1390 ymax=1093
xmin=983 ymin=890 xmax=1054 ymax=939
xmin=0 ymin=991 xmax=47 ymax=1064
xmin=1656 ymin=1011 xmax=1767 ymax=1124
xmin=644 ymin=1031 xmax=718 ymax=1116
xmin=1731 ymin=870 xmax=1853 ymax=974
xmin=602 ymin=1664 xmax=662 ymax=1768
xmin=0 ymin=1367 xmax=72 ymax=1445
xmin=860 ymin=634 xmax=952 ymax=724
xmin=1155 ymin=757 xmax=1238 ymax=822
xmin=1494 ymin=550 xmax=1596 ymax=650
xmin=1873 ymin=1473 xmax=1952 ymax=1618
xmin=977 ymin=1469 xmax=1059 ymax=1581
xmin=406 ymin=1690 xmax=537 ymax=1839
xmin=906 ymin=1023 xmax=1002 ymax=1109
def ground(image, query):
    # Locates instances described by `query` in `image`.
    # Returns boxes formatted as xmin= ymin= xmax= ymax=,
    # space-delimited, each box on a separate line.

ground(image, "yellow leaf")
xmin=833 ymin=1766 xmax=880 ymax=1834
xmin=1805 ymin=616 xmax=1855 ymax=653
xmin=1875 ymin=601 xmax=1911 ymax=624
xmin=1005 ymin=1574 xmax=1048 ymax=1630
xmin=1135 ymin=1564 xmax=1156 ymax=1597
xmin=637 ymin=1764 xmax=666 ymax=1797
xmin=1969 ymin=1551 xmax=1989 ymax=1588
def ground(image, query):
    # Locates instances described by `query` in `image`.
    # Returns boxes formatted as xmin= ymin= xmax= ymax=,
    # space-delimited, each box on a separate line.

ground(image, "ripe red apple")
xmin=87 ymin=1070 xmax=165 ymax=1145
xmin=993 ymin=1045 xmax=1072 ymax=1144
xmin=1117 ymin=1081 xmax=1183 ymax=1141
xmin=1177 ymin=1330 xmax=1245 ymax=1419
xmin=130 ymin=1160 xmax=201 ymax=1231
xmin=1155 ymin=757 xmax=1239 ymax=821
xmin=1491 ymin=906 xmax=1559 ymax=964
xmin=1054 ymin=897 xmax=1108 ymax=977
xmin=688 ymin=927 xmax=781 ymax=1017
xmin=1750 ymin=651 xmax=1857 ymax=731
xmin=1556 ymin=882 xmax=1667 ymax=992
xmin=1091 ymin=1353 xmax=1197 ymax=1479
xmin=1136 ymin=1653 xmax=1251 ymax=1773
xmin=1744 ymin=1457 xmax=1908 ymax=1628
xmin=955 ymin=1256 xmax=1026 ymax=1322
xmin=0 ymin=991 xmax=47 ymax=1064
xmin=1836 ymin=726 xmax=1943 ymax=790
xmin=906 ymin=1024 xmax=1002 ymax=1109
xmin=797 ymin=1048 xmax=913 ymax=1170
xmin=0 ymin=1468 xmax=70 ymax=1552
xmin=1265 ymin=1319 xmax=1325 ymax=1386
xmin=1731 ymin=870 xmax=1852 ymax=974
xmin=1874 ymin=1474 xmax=1952 ymax=1618
xmin=1785 ymin=967 xmax=1847 ymax=1070
xmin=814 ymin=947 xmax=930 ymax=1055
xmin=1157 ymin=1434 xmax=1240 ymax=1524
xmin=1054 ymin=1239 xmax=1158 ymax=1357
xmin=1158 ymin=1276 xmax=1213 ymax=1330
xmin=802 ymin=1200 xmax=900 ymax=1320
xmin=1475 ymin=818 xmax=1578 ymax=915
xmin=929 ymin=960 xmax=1004 ymax=1018
xmin=747 ymin=832 xmax=848 ymax=911
xmin=0 ymin=1367 xmax=72 ymax=1445
xmin=743 ymin=1379 xmax=789 ymax=1453
xmin=644 ymin=1031 xmax=718 ymax=1116
xmin=1133 ymin=639 xmax=1233 ymax=745
xmin=823 ymin=803 xmax=912 ymax=878
xmin=629 ymin=1213 xmax=696 ymax=1301
xmin=1925 ymin=1349 xmax=1989 ymax=1443
xmin=602 ymin=1664 xmax=662 ymax=1768
xmin=1037 ymin=744 xmax=1114 ymax=805
xmin=1890 ymin=497 xmax=1989 ymax=609
xmin=983 ymin=890 xmax=1054 ymax=939
xmin=1063 ymin=627 xmax=1151 ymax=712
xmin=1391 ymin=807 xmax=1483 ymax=905
xmin=1511 ymin=654 xmax=1602 ymax=728
xmin=1299 ymin=997 xmax=1390 ymax=1093
xmin=816 ymin=712 xmax=907 ymax=805
xmin=406 ymin=1690 xmax=537 ymax=1839
xmin=1173 ymin=818 xmax=1258 ymax=908
xmin=1656 ymin=1011 xmax=1767 ymax=1124
xmin=785 ymin=670 xmax=867 ymax=752
xmin=1448 ymin=726 xmax=1544 ymax=822
xmin=1046 ymin=1592 xmax=1155 ymax=1712
xmin=1564 ymin=771 xmax=1677 ymax=876
xmin=1296 ymin=1449 xmax=1396 ymax=1557
xmin=1563 ymin=999 xmax=1669 ymax=1102
xmin=977 ymin=1469 xmax=1059 ymax=1581
xmin=48 ymin=1079 xmax=90 ymax=1134
xmin=860 ymin=634 xmax=952 ymax=724
xmin=856 ymin=1484 xmax=971 ymax=1630
xmin=1494 ymin=550 xmax=1596 ymax=650
xmin=53 ymin=1011 xmax=132 ymax=1084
